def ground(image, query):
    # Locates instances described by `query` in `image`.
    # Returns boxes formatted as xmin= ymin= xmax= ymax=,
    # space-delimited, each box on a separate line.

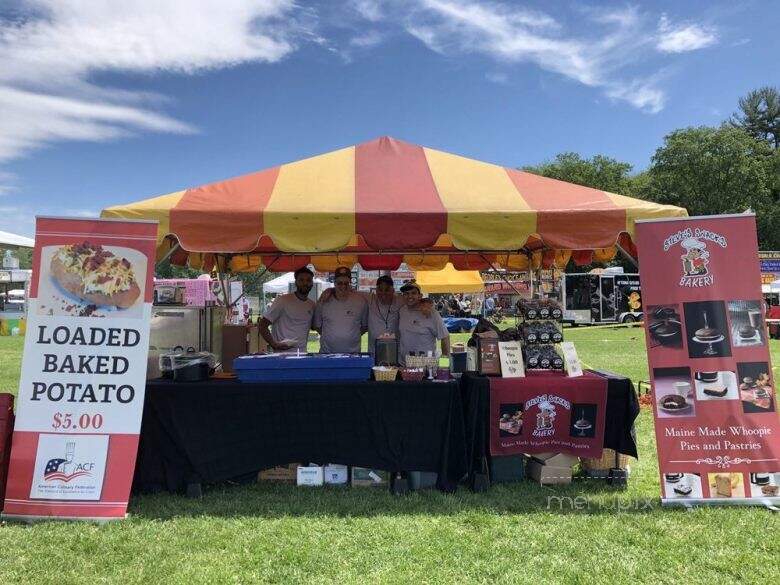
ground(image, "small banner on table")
xmin=2 ymin=217 xmax=157 ymax=521
xmin=490 ymin=372 xmax=607 ymax=458
xmin=636 ymin=214 xmax=780 ymax=506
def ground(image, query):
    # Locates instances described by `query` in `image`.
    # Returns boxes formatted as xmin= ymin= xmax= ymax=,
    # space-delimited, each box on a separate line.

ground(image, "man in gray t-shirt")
xmin=259 ymin=267 xmax=315 ymax=351
xmin=319 ymin=275 xmax=435 ymax=358
xmin=398 ymin=281 xmax=450 ymax=364
xmin=313 ymin=267 xmax=368 ymax=353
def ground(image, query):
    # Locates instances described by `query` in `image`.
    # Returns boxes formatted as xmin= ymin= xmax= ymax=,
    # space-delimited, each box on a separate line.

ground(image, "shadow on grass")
xmin=128 ymin=475 xmax=667 ymax=521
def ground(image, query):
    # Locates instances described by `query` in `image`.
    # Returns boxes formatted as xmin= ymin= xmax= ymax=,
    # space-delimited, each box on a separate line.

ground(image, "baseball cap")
xmin=334 ymin=266 xmax=351 ymax=279
xmin=400 ymin=281 xmax=421 ymax=293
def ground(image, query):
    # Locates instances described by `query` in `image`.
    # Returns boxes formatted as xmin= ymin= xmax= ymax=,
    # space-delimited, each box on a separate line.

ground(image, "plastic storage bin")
xmin=489 ymin=455 xmax=525 ymax=483
xmin=234 ymin=353 xmax=374 ymax=383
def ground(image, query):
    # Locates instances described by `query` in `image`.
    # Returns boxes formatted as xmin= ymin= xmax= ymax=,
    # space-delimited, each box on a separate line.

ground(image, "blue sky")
xmin=0 ymin=0 xmax=777 ymax=236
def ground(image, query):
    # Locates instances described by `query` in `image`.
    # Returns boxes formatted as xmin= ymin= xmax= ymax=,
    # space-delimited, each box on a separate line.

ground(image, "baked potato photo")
xmin=50 ymin=242 xmax=141 ymax=310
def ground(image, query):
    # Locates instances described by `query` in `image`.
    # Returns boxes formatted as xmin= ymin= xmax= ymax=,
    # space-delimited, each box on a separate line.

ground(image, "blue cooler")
xmin=234 ymin=353 xmax=374 ymax=383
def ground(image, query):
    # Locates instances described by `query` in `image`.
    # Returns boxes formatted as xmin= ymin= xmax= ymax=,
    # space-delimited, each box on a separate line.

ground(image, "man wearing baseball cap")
xmin=398 ymin=280 xmax=450 ymax=364
xmin=318 ymin=272 xmax=435 ymax=358
xmin=313 ymin=266 xmax=368 ymax=353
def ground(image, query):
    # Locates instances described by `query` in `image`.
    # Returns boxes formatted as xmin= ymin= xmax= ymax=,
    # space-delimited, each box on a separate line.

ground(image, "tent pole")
xmin=616 ymin=243 xmax=639 ymax=269
xmin=154 ymin=242 xmax=181 ymax=270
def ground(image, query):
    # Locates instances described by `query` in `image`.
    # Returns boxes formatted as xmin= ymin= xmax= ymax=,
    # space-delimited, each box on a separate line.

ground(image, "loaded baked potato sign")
xmin=2 ymin=217 xmax=157 ymax=521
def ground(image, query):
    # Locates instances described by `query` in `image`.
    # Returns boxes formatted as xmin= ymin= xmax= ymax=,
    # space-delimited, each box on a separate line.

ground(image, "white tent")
xmin=263 ymin=272 xmax=332 ymax=294
xmin=0 ymin=230 xmax=34 ymax=248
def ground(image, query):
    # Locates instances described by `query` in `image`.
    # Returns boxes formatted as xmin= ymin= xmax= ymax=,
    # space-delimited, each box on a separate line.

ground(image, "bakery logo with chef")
xmin=525 ymin=394 xmax=571 ymax=438
xmin=662 ymin=228 xmax=728 ymax=288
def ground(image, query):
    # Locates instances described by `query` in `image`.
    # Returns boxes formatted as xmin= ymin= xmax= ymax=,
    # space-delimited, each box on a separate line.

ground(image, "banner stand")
xmin=636 ymin=214 xmax=780 ymax=508
xmin=2 ymin=217 xmax=157 ymax=522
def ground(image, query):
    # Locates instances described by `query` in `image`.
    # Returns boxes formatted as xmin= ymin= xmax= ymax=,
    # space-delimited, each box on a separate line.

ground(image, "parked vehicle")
xmin=562 ymin=269 xmax=642 ymax=325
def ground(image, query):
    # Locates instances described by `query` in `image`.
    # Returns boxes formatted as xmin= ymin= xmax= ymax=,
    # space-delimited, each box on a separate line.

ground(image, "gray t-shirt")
xmin=398 ymin=304 xmax=449 ymax=364
xmin=314 ymin=292 xmax=368 ymax=353
xmin=262 ymin=293 xmax=315 ymax=351
xmin=366 ymin=293 xmax=402 ymax=356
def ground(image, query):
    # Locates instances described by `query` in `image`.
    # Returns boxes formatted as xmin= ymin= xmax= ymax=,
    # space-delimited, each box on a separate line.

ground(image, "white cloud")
xmin=350 ymin=30 xmax=385 ymax=48
xmin=0 ymin=1 xmax=302 ymax=163
xmin=605 ymin=79 xmax=666 ymax=114
xmin=656 ymin=15 xmax=717 ymax=53
xmin=346 ymin=1 xmax=715 ymax=114
xmin=401 ymin=1 xmax=665 ymax=111
xmin=350 ymin=0 xmax=386 ymax=22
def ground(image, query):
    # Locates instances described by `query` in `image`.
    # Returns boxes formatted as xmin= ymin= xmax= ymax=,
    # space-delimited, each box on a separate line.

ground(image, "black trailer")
xmin=562 ymin=272 xmax=642 ymax=325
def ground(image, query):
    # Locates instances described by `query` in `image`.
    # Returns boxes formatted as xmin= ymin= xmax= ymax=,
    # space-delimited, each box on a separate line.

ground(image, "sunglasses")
xmin=335 ymin=279 xmax=351 ymax=285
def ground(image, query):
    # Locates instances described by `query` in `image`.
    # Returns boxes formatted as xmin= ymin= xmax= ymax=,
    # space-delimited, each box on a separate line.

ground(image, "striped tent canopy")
xmin=101 ymin=136 xmax=686 ymax=272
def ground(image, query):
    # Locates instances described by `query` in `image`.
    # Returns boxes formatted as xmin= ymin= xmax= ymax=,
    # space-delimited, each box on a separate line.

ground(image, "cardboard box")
xmin=257 ymin=463 xmax=299 ymax=483
xmin=324 ymin=464 xmax=349 ymax=485
xmin=526 ymin=459 xmax=573 ymax=485
xmin=531 ymin=453 xmax=579 ymax=468
xmin=297 ymin=465 xmax=324 ymax=487
xmin=351 ymin=467 xmax=388 ymax=487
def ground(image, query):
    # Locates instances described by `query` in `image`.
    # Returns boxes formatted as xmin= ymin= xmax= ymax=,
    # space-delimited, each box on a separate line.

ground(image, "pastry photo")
xmin=37 ymin=243 xmax=147 ymax=318
xmin=708 ymin=473 xmax=745 ymax=499
xmin=653 ymin=367 xmax=696 ymax=418
xmin=498 ymin=404 xmax=524 ymax=437
xmin=647 ymin=304 xmax=684 ymax=350
xmin=727 ymin=300 xmax=765 ymax=348
xmin=694 ymin=370 xmax=739 ymax=401
xmin=682 ymin=301 xmax=732 ymax=359
xmin=737 ymin=362 xmax=775 ymax=414
xmin=663 ymin=472 xmax=703 ymax=499
xmin=747 ymin=471 xmax=780 ymax=498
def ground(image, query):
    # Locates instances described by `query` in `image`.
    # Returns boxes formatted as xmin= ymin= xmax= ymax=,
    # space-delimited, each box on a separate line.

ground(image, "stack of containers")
xmin=518 ymin=300 xmax=565 ymax=370
xmin=0 ymin=393 xmax=14 ymax=506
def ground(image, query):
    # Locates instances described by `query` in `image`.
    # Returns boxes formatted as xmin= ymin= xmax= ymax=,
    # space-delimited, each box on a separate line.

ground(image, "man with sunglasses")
xmin=319 ymin=273 xmax=435 ymax=358
xmin=313 ymin=266 xmax=368 ymax=353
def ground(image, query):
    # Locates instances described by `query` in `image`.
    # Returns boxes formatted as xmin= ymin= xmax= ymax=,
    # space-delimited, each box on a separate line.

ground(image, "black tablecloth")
xmin=460 ymin=370 xmax=640 ymax=478
xmin=135 ymin=378 xmax=468 ymax=493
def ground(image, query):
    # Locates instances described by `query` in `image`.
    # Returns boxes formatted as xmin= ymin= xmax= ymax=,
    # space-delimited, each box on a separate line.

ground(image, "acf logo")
xmin=43 ymin=442 xmax=95 ymax=483
xmin=662 ymin=227 xmax=728 ymax=288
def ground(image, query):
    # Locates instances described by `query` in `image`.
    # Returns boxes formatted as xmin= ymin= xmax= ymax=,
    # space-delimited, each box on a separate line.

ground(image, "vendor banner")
xmin=2 ymin=217 xmax=157 ymax=521
xmin=636 ymin=214 xmax=780 ymax=506
xmin=490 ymin=372 xmax=607 ymax=458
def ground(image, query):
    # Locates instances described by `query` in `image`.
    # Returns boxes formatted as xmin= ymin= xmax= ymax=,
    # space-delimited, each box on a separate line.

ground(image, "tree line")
xmin=524 ymin=86 xmax=780 ymax=251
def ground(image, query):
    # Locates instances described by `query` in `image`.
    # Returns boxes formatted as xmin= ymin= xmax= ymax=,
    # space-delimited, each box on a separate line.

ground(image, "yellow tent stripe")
xmin=264 ymin=146 xmax=355 ymax=252
xmin=424 ymin=147 xmax=536 ymax=250
xmin=606 ymin=193 xmax=688 ymax=238
xmin=101 ymin=190 xmax=184 ymax=245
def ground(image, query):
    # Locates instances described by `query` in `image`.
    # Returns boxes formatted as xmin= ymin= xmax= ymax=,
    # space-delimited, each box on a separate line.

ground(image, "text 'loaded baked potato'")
xmin=51 ymin=242 xmax=141 ymax=309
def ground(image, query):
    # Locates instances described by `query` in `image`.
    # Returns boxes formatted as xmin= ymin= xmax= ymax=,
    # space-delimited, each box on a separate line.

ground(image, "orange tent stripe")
xmin=504 ymin=169 xmax=625 ymax=250
xmin=171 ymin=167 xmax=280 ymax=252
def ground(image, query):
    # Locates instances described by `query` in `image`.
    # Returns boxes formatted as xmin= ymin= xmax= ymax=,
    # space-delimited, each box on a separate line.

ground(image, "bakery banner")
xmin=2 ymin=217 xmax=157 ymax=521
xmin=490 ymin=372 xmax=608 ymax=458
xmin=636 ymin=214 xmax=780 ymax=506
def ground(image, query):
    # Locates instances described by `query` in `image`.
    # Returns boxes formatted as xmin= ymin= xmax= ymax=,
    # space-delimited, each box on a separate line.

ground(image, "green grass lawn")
xmin=1 ymin=329 xmax=779 ymax=584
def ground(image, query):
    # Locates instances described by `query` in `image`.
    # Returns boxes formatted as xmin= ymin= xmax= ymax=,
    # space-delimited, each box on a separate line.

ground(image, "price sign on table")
xmin=498 ymin=342 xmax=525 ymax=378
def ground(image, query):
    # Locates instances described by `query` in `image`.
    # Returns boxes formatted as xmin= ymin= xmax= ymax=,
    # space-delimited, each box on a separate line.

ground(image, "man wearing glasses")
xmin=313 ymin=266 xmax=368 ymax=353
xmin=319 ymin=273 xmax=436 ymax=358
